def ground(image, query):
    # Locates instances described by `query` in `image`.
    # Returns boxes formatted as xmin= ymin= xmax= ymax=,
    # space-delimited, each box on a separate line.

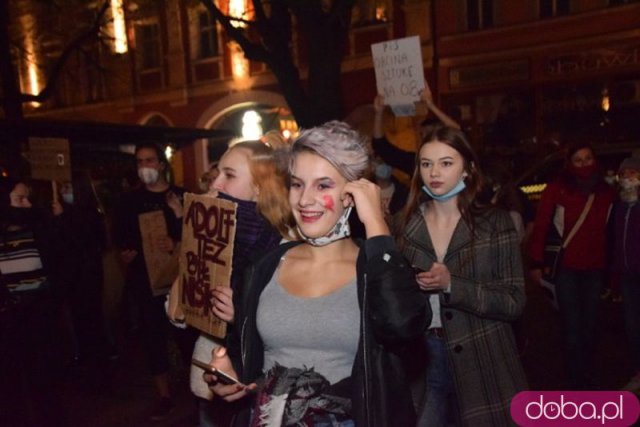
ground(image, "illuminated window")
xmin=467 ymin=0 xmax=494 ymax=31
xmin=353 ymin=0 xmax=390 ymax=26
xmin=540 ymin=0 xmax=570 ymax=18
xmin=136 ymin=23 xmax=161 ymax=70
xmin=198 ymin=11 xmax=219 ymax=59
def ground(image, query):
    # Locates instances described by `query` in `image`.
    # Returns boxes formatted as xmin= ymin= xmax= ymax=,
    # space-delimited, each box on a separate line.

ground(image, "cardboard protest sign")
xmin=178 ymin=194 xmax=237 ymax=338
xmin=371 ymin=36 xmax=425 ymax=116
xmin=139 ymin=210 xmax=179 ymax=296
xmin=29 ymin=137 xmax=72 ymax=182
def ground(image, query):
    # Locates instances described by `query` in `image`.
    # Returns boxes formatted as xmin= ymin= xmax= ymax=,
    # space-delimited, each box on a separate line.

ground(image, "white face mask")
xmin=61 ymin=193 xmax=74 ymax=204
xmin=138 ymin=167 xmax=160 ymax=185
xmin=620 ymin=177 xmax=640 ymax=192
xmin=296 ymin=206 xmax=353 ymax=247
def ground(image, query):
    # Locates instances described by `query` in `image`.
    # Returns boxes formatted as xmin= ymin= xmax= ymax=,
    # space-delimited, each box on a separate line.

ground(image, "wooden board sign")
xmin=178 ymin=194 xmax=237 ymax=338
xmin=29 ymin=137 xmax=72 ymax=182
xmin=139 ymin=210 xmax=179 ymax=296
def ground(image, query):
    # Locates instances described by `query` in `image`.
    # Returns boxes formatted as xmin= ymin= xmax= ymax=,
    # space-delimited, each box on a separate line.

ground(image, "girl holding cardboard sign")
xmin=167 ymin=139 xmax=291 ymax=426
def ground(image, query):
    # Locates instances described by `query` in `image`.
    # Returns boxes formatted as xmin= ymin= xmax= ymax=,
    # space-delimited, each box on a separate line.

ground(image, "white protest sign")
xmin=371 ymin=36 xmax=425 ymax=116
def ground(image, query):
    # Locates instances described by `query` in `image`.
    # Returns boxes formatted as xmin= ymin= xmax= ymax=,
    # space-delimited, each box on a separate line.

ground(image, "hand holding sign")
xmin=371 ymin=36 xmax=426 ymax=116
xmin=178 ymin=193 xmax=237 ymax=339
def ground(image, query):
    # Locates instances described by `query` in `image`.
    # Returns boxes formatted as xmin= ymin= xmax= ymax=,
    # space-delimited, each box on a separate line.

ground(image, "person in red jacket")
xmin=529 ymin=143 xmax=615 ymax=389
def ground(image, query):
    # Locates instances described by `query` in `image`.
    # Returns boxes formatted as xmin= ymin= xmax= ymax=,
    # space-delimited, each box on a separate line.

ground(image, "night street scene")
xmin=2 ymin=1 xmax=640 ymax=426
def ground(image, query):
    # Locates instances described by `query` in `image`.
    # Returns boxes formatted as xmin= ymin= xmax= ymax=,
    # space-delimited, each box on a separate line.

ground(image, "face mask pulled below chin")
xmin=138 ymin=167 xmax=160 ymax=185
xmin=422 ymin=178 xmax=466 ymax=202
xmin=297 ymin=206 xmax=353 ymax=247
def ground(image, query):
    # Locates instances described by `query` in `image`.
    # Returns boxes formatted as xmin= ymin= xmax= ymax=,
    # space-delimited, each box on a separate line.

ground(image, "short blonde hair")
xmin=292 ymin=121 xmax=369 ymax=181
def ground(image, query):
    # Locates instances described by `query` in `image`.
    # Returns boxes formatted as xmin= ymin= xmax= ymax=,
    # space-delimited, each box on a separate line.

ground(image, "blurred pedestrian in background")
xmin=0 ymin=177 xmax=67 ymax=426
xmin=113 ymin=142 xmax=197 ymax=421
xmin=372 ymin=86 xmax=461 ymax=176
xmin=397 ymin=125 xmax=527 ymax=426
xmin=56 ymin=172 xmax=115 ymax=365
xmin=610 ymin=157 xmax=640 ymax=392
xmin=528 ymin=143 xmax=615 ymax=389
xmin=480 ymin=158 xmax=535 ymax=245
xmin=372 ymin=159 xmax=408 ymax=223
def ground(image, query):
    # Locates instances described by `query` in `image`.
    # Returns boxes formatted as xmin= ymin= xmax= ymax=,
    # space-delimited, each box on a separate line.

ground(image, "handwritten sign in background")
xmin=29 ymin=137 xmax=72 ymax=182
xmin=371 ymin=36 xmax=425 ymax=115
xmin=139 ymin=211 xmax=180 ymax=296
xmin=179 ymin=194 xmax=237 ymax=338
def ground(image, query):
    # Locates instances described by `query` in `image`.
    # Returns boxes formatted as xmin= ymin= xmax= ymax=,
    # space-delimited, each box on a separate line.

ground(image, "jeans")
xmin=621 ymin=271 xmax=640 ymax=372
xmin=313 ymin=414 xmax=354 ymax=427
xmin=555 ymin=267 xmax=603 ymax=389
xmin=417 ymin=333 xmax=455 ymax=427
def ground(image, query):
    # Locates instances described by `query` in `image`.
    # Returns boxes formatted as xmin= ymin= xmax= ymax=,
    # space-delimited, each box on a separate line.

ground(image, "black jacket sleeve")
xmin=364 ymin=236 xmax=428 ymax=345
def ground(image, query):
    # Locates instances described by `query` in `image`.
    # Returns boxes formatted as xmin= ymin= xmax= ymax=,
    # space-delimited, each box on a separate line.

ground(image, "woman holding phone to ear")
xmin=204 ymin=121 xmax=428 ymax=427
xmin=397 ymin=126 xmax=527 ymax=426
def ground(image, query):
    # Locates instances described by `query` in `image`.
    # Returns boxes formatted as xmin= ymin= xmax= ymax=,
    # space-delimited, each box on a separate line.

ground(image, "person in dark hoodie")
xmin=0 ymin=177 xmax=67 ymax=426
xmin=611 ymin=156 xmax=640 ymax=392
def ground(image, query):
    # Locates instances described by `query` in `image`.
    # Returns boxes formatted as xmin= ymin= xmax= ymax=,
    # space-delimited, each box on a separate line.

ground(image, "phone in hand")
xmin=412 ymin=266 xmax=426 ymax=275
xmin=191 ymin=358 xmax=240 ymax=386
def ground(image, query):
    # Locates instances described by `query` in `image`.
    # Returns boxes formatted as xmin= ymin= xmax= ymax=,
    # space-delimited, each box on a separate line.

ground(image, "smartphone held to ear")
xmin=191 ymin=358 xmax=239 ymax=386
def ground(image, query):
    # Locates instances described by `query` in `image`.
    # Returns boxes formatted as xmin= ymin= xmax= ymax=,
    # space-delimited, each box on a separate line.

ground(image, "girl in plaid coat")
xmin=396 ymin=126 xmax=528 ymax=426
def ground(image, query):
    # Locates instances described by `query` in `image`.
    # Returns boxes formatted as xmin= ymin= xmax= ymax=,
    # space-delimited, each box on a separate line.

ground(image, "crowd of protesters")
xmin=1 ymin=89 xmax=639 ymax=427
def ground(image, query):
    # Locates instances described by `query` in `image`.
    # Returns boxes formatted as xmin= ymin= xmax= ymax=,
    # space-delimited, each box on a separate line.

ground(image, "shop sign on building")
xmin=546 ymin=46 xmax=640 ymax=77
xmin=449 ymin=60 xmax=529 ymax=90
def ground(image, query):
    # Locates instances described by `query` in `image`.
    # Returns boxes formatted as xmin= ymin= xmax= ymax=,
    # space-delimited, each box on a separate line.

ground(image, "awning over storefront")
xmin=0 ymin=118 xmax=233 ymax=150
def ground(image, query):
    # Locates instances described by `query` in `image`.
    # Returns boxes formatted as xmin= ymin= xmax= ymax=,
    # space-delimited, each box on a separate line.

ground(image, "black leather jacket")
xmin=227 ymin=236 xmax=429 ymax=426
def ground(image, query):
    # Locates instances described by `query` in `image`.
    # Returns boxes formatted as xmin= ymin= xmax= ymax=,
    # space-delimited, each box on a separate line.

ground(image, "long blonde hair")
xmin=229 ymin=141 xmax=292 ymax=237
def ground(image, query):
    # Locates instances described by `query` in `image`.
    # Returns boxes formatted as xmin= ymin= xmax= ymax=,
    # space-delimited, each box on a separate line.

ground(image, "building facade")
xmin=433 ymin=0 xmax=640 ymax=158
xmin=8 ymin=0 xmax=413 ymax=189
xmin=8 ymin=0 xmax=639 ymax=188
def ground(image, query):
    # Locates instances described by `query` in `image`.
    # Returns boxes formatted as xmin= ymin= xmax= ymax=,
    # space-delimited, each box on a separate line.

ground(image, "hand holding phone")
xmin=412 ymin=266 xmax=426 ymax=275
xmin=192 ymin=358 xmax=239 ymax=386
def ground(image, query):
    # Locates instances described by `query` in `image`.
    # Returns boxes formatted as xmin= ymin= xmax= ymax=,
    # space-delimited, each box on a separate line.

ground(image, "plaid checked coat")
xmin=400 ymin=206 xmax=528 ymax=426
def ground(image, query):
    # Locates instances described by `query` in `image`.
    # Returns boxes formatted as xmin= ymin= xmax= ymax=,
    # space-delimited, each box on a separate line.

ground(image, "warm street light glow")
xmin=242 ymin=110 xmax=262 ymax=139
xmin=229 ymin=0 xmax=247 ymax=28
xmin=601 ymin=88 xmax=610 ymax=112
xmin=21 ymin=15 xmax=41 ymax=107
xmin=165 ymin=146 xmax=174 ymax=161
xmin=111 ymin=0 xmax=128 ymax=53
xmin=231 ymin=43 xmax=249 ymax=79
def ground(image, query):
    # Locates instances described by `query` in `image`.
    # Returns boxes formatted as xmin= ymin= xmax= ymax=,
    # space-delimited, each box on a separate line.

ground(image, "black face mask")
xmin=5 ymin=206 xmax=37 ymax=227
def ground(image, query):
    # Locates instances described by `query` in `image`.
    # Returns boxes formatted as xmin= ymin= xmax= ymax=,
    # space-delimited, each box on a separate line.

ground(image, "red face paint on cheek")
xmin=322 ymin=195 xmax=335 ymax=211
